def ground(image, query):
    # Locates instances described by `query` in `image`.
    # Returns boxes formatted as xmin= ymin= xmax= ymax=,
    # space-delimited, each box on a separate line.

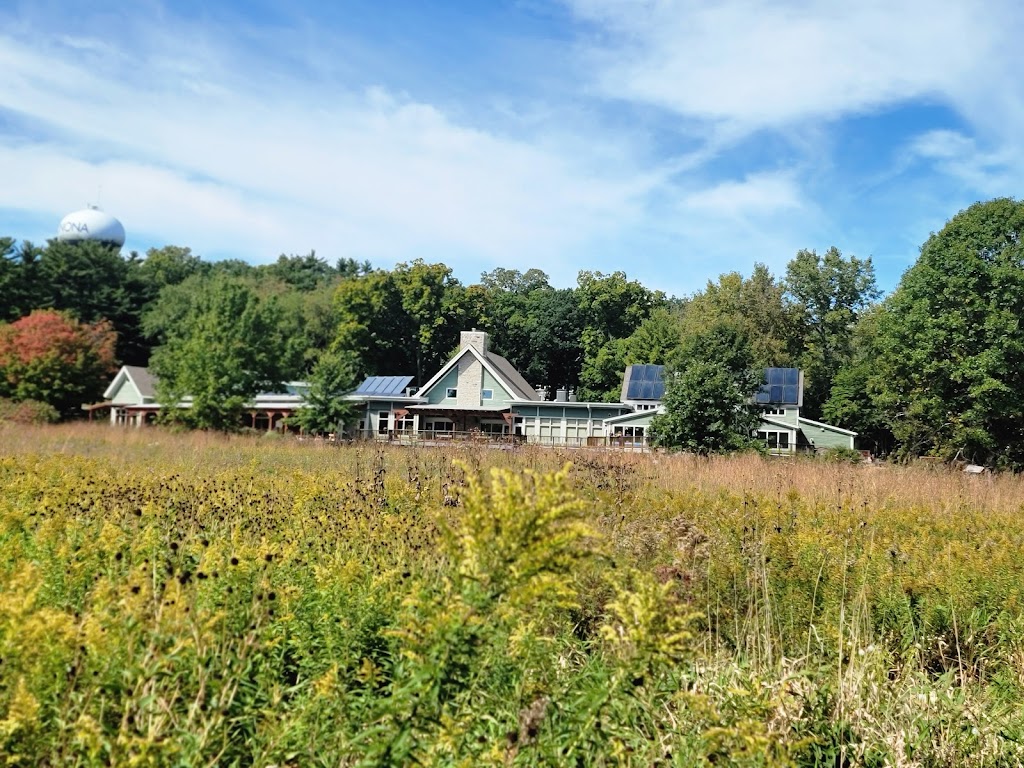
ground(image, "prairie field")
xmin=2 ymin=424 xmax=1024 ymax=766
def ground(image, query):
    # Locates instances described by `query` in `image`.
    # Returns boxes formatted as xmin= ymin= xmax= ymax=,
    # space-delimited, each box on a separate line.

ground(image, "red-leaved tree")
xmin=0 ymin=310 xmax=118 ymax=418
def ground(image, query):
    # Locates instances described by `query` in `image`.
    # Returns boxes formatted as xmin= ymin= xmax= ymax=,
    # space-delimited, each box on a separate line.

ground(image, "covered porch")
xmin=392 ymin=406 xmax=520 ymax=442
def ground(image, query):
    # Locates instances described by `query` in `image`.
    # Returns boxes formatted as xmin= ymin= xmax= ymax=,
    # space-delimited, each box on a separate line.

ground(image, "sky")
xmin=1 ymin=0 xmax=1021 ymax=298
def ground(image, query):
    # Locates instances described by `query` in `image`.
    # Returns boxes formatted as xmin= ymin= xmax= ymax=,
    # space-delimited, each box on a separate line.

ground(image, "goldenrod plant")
xmin=1 ymin=424 xmax=1024 ymax=764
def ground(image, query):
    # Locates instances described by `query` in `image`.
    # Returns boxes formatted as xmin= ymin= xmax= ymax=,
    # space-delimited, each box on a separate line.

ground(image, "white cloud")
xmin=565 ymin=0 xmax=1017 ymax=132
xmin=0 ymin=27 xmax=653 ymax=283
xmin=907 ymin=130 xmax=1019 ymax=197
xmin=682 ymin=172 xmax=802 ymax=217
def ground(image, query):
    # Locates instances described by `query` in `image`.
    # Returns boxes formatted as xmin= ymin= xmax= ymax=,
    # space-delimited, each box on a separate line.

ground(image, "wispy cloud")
xmin=0 ymin=21 xmax=654 ymax=285
xmin=1 ymin=1 xmax=1022 ymax=297
xmin=564 ymin=0 xmax=1015 ymax=131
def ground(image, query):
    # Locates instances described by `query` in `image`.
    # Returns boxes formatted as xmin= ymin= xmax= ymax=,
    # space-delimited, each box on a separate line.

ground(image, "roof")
xmin=104 ymin=365 xmax=160 ymax=401
xmin=760 ymin=416 xmax=797 ymax=431
xmin=124 ymin=366 xmax=158 ymax=399
xmin=798 ymin=416 xmax=858 ymax=436
xmin=604 ymin=407 xmax=665 ymax=425
xmin=484 ymin=351 xmax=539 ymax=401
xmin=414 ymin=346 xmax=541 ymax=403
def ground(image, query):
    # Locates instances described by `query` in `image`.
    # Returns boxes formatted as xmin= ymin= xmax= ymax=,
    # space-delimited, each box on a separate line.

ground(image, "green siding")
xmin=481 ymin=369 xmax=514 ymax=405
xmin=109 ymin=377 xmax=142 ymax=406
xmin=800 ymin=422 xmax=855 ymax=450
xmin=607 ymin=411 xmax=658 ymax=428
xmin=425 ymin=368 xmax=461 ymax=405
xmin=759 ymin=406 xmax=799 ymax=427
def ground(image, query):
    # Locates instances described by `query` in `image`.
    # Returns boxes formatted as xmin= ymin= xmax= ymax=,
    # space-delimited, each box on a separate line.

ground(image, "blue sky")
xmin=1 ymin=0 xmax=1021 ymax=298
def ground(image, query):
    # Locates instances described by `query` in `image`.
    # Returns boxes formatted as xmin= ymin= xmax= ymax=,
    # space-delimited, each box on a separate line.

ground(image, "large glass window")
xmin=757 ymin=430 xmax=790 ymax=450
xmin=425 ymin=418 xmax=454 ymax=436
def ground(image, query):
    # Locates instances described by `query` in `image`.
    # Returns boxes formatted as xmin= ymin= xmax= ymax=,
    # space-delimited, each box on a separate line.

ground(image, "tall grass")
xmin=2 ymin=423 xmax=1023 ymax=764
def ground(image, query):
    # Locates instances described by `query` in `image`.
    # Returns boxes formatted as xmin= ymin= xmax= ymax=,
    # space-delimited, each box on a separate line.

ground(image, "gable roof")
xmin=104 ymin=365 xmax=159 ymax=401
xmin=484 ymin=351 xmax=539 ymax=401
xmin=125 ymin=366 xmax=158 ymax=398
xmin=414 ymin=346 xmax=540 ymax=402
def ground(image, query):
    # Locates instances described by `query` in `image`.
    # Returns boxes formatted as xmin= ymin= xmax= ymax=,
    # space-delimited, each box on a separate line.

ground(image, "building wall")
xmin=481 ymin=369 xmax=508 ymax=406
xmin=425 ymin=368 xmax=461 ymax=405
xmin=513 ymin=403 xmax=631 ymax=444
xmin=759 ymin=405 xmax=799 ymax=427
xmin=799 ymin=422 xmax=855 ymax=451
xmin=456 ymin=355 xmax=483 ymax=408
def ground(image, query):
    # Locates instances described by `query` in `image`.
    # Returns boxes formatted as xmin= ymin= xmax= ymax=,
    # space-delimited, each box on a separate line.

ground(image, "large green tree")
xmin=150 ymin=275 xmax=287 ymax=431
xmin=872 ymin=198 xmax=1024 ymax=467
xmin=333 ymin=260 xmax=480 ymax=384
xmin=822 ymin=306 xmax=893 ymax=455
xmin=785 ymin=247 xmax=879 ymax=416
xmin=648 ymin=322 xmax=762 ymax=454
xmin=290 ymin=350 xmax=360 ymax=435
xmin=576 ymin=271 xmax=666 ymax=400
xmin=478 ymin=269 xmax=583 ymax=397
xmin=681 ymin=264 xmax=800 ymax=370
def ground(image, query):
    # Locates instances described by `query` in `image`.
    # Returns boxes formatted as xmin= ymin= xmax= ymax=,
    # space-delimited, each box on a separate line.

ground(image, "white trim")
xmin=604 ymin=407 xmax=664 ymax=425
xmin=104 ymin=366 xmax=140 ymax=401
xmin=798 ymin=416 xmax=858 ymax=436
xmin=414 ymin=346 xmax=522 ymax=405
xmin=760 ymin=416 xmax=796 ymax=430
xmin=506 ymin=398 xmax=629 ymax=409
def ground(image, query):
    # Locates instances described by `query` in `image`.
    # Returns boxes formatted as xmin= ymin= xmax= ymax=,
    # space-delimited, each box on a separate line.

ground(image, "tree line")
xmin=1 ymin=198 xmax=1022 ymax=467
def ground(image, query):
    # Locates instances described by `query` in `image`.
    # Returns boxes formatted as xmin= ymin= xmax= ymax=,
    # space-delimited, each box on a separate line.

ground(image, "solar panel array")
xmin=625 ymin=364 xmax=666 ymax=400
xmin=353 ymin=375 xmax=415 ymax=396
xmin=754 ymin=367 xmax=801 ymax=405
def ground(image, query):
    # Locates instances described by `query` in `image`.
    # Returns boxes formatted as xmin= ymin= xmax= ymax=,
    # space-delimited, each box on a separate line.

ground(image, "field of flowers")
xmin=2 ymin=424 xmax=1024 ymax=766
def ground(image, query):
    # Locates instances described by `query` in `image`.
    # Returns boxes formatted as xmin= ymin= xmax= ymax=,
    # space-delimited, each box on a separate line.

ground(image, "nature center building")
xmin=601 ymin=364 xmax=857 ymax=454
xmin=346 ymin=330 xmax=631 ymax=444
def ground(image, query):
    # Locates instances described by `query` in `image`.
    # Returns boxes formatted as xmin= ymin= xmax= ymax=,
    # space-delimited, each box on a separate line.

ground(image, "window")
xmin=446 ymin=387 xmax=458 ymax=398
xmin=763 ymin=407 xmax=786 ymax=416
xmin=757 ymin=430 xmax=790 ymax=450
xmin=425 ymin=419 xmax=454 ymax=436
xmin=396 ymin=414 xmax=414 ymax=432
xmin=377 ymin=413 xmax=390 ymax=434
xmin=481 ymin=389 xmax=493 ymax=400
xmin=480 ymin=421 xmax=507 ymax=435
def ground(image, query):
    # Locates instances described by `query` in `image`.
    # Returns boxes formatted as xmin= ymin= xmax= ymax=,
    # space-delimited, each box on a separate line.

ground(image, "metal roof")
xmin=353 ymin=375 xmax=415 ymax=396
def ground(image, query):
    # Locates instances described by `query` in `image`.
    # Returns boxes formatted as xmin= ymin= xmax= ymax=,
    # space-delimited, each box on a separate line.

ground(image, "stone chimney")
xmin=460 ymin=329 xmax=489 ymax=355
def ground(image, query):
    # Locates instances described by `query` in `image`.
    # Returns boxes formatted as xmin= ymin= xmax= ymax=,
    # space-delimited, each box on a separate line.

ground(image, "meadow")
xmin=2 ymin=424 xmax=1024 ymax=766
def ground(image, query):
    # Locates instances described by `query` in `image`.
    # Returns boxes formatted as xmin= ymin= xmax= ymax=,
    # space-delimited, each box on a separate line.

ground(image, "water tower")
xmin=56 ymin=205 xmax=126 ymax=248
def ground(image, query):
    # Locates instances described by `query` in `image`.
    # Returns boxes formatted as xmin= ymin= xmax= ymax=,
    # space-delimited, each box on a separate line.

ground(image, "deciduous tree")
xmin=785 ymin=247 xmax=879 ymax=416
xmin=291 ymin=350 xmax=360 ymax=435
xmin=872 ymin=198 xmax=1024 ymax=467
xmin=0 ymin=310 xmax=118 ymax=418
xmin=648 ymin=322 xmax=762 ymax=454
xmin=150 ymin=276 xmax=287 ymax=431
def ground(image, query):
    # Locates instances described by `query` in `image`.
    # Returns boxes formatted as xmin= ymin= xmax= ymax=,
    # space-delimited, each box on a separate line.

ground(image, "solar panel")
xmin=625 ymin=364 xmax=665 ymax=401
xmin=354 ymin=375 xmax=415 ymax=396
xmin=758 ymin=368 xmax=801 ymax=405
